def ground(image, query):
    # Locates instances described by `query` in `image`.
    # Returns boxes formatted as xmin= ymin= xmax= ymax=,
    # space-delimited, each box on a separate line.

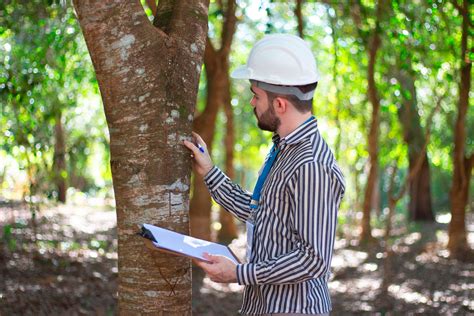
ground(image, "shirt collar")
xmin=273 ymin=116 xmax=318 ymax=147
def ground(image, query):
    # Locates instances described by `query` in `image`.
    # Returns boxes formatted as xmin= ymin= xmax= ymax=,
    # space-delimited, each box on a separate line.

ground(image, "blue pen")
xmin=197 ymin=143 xmax=205 ymax=153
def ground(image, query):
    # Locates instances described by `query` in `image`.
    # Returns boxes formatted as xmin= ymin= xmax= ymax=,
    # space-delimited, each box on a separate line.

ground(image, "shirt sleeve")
xmin=236 ymin=162 xmax=344 ymax=285
xmin=204 ymin=166 xmax=253 ymax=222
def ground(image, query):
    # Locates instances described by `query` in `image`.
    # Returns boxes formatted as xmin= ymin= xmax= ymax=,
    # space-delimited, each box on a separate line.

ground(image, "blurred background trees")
xmin=1 ymin=0 xmax=472 ymax=254
xmin=0 ymin=0 xmax=472 ymax=313
xmin=0 ymin=0 xmax=110 ymax=206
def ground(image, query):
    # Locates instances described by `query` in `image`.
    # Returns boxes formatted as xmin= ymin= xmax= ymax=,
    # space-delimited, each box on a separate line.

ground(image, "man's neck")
xmin=277 ymin=113 xmax=313 ymax=138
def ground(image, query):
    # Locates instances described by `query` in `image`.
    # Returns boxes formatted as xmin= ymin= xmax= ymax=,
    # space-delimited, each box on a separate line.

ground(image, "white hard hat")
xmin=231 ymin=34 xmax=320 ymax=86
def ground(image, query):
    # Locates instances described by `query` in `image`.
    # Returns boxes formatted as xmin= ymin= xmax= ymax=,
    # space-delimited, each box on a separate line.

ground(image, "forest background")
xmin=0 ymin=0 xmax=473 ymax=315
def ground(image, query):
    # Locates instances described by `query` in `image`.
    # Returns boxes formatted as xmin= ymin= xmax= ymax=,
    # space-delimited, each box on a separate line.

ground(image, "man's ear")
xmin=273 ymin=97 xmax=287 ymax=114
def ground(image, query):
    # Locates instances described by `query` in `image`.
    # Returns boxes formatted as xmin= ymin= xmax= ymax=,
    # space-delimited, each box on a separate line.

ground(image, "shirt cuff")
xmin=236 ymin=263 xmax=258 ymax=285
xmin=203 ymin=166 xmax=228 ymax=191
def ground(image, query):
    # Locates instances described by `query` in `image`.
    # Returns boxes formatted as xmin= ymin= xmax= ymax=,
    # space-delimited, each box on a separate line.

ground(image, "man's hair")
xmin=265 ymin=82 xmax=318 ymax=113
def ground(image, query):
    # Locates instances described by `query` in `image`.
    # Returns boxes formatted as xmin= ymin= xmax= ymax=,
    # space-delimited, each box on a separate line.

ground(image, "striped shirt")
xmin=204 ymin=117 xmax=345 ymax=315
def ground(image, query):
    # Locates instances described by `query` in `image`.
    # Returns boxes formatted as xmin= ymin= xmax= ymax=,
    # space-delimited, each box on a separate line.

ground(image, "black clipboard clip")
xmin=137 ymin=225 xmax=157 ymax=242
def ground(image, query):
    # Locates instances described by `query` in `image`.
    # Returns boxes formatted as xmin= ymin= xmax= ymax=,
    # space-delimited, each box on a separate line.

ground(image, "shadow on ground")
xmin=0 ymin=202 xmax=473 ymax=315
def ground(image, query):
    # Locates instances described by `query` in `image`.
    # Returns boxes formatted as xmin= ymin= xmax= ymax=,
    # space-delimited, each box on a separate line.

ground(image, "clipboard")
xmin=139 ymin=223 xmax=241 ymax=264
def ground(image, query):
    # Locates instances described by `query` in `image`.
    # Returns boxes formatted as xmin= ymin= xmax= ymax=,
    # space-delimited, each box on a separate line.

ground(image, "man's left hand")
xmin=195 ymin=253 xmax=237 ymax=283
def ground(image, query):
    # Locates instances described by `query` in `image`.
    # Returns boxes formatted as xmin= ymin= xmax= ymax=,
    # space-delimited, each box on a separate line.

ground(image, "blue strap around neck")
xmin=250 ymin=143 xmax=280 ymax=209
xmin=249 ymin=116 xmax=315 ymax=209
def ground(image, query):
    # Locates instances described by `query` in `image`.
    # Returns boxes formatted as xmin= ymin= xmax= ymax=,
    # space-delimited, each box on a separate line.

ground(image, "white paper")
xmin=143 ymin=223 xmax=239 ymax=264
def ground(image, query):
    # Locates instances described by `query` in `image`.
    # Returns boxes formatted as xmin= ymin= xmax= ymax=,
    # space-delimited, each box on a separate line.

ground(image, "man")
xmin=184 ymin=34 xmax=345 ymax=315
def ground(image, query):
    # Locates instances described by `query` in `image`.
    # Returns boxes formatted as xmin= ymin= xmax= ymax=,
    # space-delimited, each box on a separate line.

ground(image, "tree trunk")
xmin=73 ymin=1 xmax=209 ymax=314
xmin=218 ymin=77 xmax=238 ymax=242
xmin=448 ymin=0 xmax=473 ymax=257
xmin=360 ymin=5 xmax=382 ymax=244
xmin=53 ymin=111 xmax=67 ymax=203
xmin=395 ymin=71 xmax=434 ymax=221
xmin=409 ymin=156 xmax=434 ymax=220
xmin=371 ymin=176 xmax=381 ymax=216
xmin=190 ymin=1 xmax=237 ymax=241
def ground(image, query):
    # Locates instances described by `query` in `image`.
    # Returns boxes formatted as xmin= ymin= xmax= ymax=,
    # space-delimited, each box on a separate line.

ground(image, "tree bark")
xmin=448 ymin=0 xmax=473 ymax=257
xmin=53 ymin=111 xmax=67 ymax=203
xmin=394 ymin=70 xmax=434 ymax=221
xmin=190 ymin=0 xmax=237 ymax=241
xmin=73 ymin=0 xmax=209 ymax=314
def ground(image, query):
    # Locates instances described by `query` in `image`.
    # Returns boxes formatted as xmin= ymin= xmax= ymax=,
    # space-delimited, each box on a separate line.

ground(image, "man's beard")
xmin=254 ymin=105 xmax=280 ymax=132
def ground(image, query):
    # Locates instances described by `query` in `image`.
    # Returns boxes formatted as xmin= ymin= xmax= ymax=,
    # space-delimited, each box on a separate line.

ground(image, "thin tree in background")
xmin=393 ymin=69 xmax=435 ymax=221
xmin=190 ymin=0 xmax=237 ymax=241
xmin=218 ymin=89 xmax=239 ymax=242
xmin=52 ymin=110 xmax=67 ymax=203
xmin=294 ymin=0 xmax=305 ymax=38
xmin=0 ymin=3 xmax=79 ymax=204
xmin=351 ymin=0 xmax=386 ymax=243
xmin=73 ymin=0 xmax=209 ymax=313
xmin=381 ymin=96 xmax=442 ymax=300
xmin=448 ymin=0 xmax=473 ymax=258
xmin=386 ymin=1 xmax=435 ymax=222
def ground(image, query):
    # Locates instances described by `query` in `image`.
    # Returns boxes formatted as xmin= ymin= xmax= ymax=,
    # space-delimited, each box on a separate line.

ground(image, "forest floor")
xmin=0 ymin=200 xmax=473 ymax=315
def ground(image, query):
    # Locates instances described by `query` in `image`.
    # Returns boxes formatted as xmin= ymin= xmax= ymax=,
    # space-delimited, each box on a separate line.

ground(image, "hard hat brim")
xmin=230 ymin=65 xmax=251 ymax=80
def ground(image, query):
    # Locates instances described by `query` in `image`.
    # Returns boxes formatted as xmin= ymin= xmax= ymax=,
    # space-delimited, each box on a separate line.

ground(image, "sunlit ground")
xmin=0 ymin=198 xmax=118 ymax=315
xmin=1 ymin=200 xmax=473 ymax=315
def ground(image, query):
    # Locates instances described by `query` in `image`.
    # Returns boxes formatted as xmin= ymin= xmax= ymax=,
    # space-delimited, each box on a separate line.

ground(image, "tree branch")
xmin=168 ymin=0 xmax=210 ymax=45
xmin=451 ymin=0 xmax=464 ymax=14
xmin=204 ymin=36 xmax=217 ymax=74
xmin=217 ymin=0 xmax=224 ymax=11
xmin=74 ymin=0 xmax=153 ymax=36
xmin=349 ymin=0 xmax=364 ymax=40
xmin=73 ymin=0 xmax=167 ymax=77
xmin=294 ymin=0 xmax=305 ymax=38
xmin=153 ymin=0 xmax=176 ymax=33
xmin=220 ymin=0 xmax=237 ymax=54
xmin=451 ymin=0 xmax=473 ymax=28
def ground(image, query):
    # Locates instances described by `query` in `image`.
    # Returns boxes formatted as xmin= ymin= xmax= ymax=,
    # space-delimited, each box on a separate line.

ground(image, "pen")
xmin=197 ymin=143 xmax=205 ymax=153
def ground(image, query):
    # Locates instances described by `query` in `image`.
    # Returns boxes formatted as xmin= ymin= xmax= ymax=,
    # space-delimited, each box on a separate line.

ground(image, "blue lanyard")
xmin=250 ymin=144 xmax=280 ymax=209
xmin=250 ymin=116 xmax=314 ymax=209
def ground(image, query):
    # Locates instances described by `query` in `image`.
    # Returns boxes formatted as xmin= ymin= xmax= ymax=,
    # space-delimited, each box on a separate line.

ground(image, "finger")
xmin=197 ymin=253 xmax=214 ymax=264
xmin=202 ymin=253 xmax=218 ymax=263
xmin=183 ymin=140 xmax=200 ymax=154
xmin=192 ymin=132 xmax=207 ymax=148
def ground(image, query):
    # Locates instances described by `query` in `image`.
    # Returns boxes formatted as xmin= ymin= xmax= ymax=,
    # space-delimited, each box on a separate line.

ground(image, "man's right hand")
xmin=183 ymin=132 xmax=214 ymax=177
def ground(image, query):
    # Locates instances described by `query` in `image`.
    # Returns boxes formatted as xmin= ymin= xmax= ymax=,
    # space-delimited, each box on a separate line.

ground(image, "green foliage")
xmin=2 ymin=221 xmax=27 ymax=251
xmin=1 ymin=0 xmax=471 ymax=227
xmin=3 ymin=224 xmax=15 ymax=251
xmin=0 ymin=1 xmax=110 ymax=199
